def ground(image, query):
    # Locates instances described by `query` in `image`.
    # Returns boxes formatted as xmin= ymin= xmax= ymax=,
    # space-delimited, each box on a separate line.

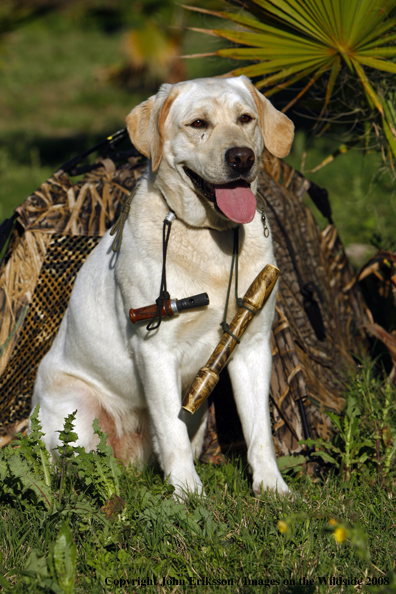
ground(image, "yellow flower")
xmin=329 ymin=518 xmax=338 ymax=526
xmin=277 ymin=520 xmax=288 ymax=534
xmin=334 ymin=527 xmax=348 ymax=543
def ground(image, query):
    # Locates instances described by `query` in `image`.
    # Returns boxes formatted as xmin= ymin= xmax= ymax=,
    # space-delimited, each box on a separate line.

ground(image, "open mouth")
xmin=183 ymin=166 xmax=257 ymax=224
xmin=183 ymin=167 xmax=219 ymax=202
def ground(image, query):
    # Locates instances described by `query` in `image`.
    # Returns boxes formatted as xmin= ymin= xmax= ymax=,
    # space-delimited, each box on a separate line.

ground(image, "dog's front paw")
xmin=253 ymin=475 xmax=291 ymax=497
xmin=169 ymin=470 xmax=205 ymax=501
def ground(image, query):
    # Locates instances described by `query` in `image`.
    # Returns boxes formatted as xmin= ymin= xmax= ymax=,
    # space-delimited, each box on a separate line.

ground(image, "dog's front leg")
xmin=136 ymin=345 xmax=204 ymax=499
xmin=227 ymin=335 xmax=290 ymax=496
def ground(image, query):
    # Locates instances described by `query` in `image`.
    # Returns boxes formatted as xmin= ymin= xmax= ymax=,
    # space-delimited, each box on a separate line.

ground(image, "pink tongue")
xmin=215 ymin=182 xmax=256 ymax=224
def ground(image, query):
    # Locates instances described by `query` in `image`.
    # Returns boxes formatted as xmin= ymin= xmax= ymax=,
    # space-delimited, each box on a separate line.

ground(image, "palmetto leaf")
xmin=184 ymin=0 xmax=396 ymax=162
xmin=352 ymin=59 xmax=384 ymax=115
xmin=230 ymin=58 xmax=330 ymax=93
xmin=356 ymin=55 xmax=396 ymax=74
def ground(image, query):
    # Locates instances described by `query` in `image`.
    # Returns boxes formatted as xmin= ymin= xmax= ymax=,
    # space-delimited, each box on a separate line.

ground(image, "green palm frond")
xmin=183 ymin=0 xmax=396 ymax=164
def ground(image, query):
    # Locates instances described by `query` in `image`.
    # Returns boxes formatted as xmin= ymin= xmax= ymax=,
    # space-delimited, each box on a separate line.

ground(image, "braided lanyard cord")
xmin=146 ymin=212 xmax=175 ymax=331
xmin=220 ymin=226 xmax=256 ymax=342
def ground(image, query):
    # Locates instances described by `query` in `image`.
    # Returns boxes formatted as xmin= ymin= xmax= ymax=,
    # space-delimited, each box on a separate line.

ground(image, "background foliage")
xmin=0 ymin=0 xmax=395 ymax=254
xmin=186 ymin=0 xmax=396 ymax=168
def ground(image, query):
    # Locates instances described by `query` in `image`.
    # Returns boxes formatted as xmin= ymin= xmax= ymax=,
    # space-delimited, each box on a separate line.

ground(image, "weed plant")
xmin=1 ymin=364 xmax=396 ymax=594
xmin=303 ymin=362 xmax=396 ymax=486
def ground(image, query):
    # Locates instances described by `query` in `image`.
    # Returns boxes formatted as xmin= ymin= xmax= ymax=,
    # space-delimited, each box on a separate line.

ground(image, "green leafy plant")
xmin=0 ymin=405 xmax=124 ymax=514
xmin=303 ymin=395 xmax=374 ymax=481
xmin=353 ymin=368 xmax=396 ymax=481
xmin=301 ymin=363 xmax=396 ymax=483
xmin=56 ymin=413 xmax=122 ymax=506
xmin=0 ymin=405 xmax=54 ymax=510
xmin=53 ymin=522 xmax=77 ymax=594
xmin=104 ymin=0 xmax=187 ymax=90
xmin=277 ymin=454 xmax=305 ymax=474
xmin=22 ymin=522 xmax=76 ymax=594
xmin=185 ymin=0 xmax=396 ymax=169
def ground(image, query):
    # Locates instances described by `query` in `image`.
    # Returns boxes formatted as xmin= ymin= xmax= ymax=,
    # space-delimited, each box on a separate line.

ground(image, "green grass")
xmin=1 ymin=455 xmax=395 ymax=593
xmin=1 ymin=365 xmax=396 ymax=594
xmin=1 ymin=463 xmax=396 ymax=594
xmin=0 ymin=15 xmax=144 ymax=223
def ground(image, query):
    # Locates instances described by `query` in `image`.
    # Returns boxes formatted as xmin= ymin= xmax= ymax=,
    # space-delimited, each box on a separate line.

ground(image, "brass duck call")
xmin=130 ymin=293 xmax=209 ymax=324
xmin=182 ymin=264 xmax=280 ymax=414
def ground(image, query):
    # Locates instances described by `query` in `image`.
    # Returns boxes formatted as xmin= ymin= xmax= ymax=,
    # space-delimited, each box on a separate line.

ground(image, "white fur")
xmin=30 ymin=76 xmax=294 ymax=498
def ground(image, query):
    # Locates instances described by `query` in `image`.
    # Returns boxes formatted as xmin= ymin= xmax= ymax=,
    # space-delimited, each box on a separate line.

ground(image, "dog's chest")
xmin=165 ymin=220 xmax=274 ymax=377
xmin=167 ymin=218 xmax=273 ymax=297
xmin=121 ymin=212 xmax=274 ymax=323
xmin=114 ymin=208 xmax=275 ymax=394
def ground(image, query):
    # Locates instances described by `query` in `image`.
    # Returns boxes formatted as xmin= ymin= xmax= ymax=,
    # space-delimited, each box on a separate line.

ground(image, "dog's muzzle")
xmin=225 ymin=146 xmax=255 ymax=174
xmin=183 ymin=163 xmax=257 ymax=225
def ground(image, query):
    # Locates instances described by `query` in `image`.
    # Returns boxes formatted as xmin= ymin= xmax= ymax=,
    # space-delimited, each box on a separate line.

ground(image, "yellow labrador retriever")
xmin=31 ymin=76 xmax=294 ymax=497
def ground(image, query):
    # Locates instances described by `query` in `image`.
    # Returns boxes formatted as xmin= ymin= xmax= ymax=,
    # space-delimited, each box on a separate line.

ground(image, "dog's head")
xmin=126 ymin=76 xmax=294 ymax=230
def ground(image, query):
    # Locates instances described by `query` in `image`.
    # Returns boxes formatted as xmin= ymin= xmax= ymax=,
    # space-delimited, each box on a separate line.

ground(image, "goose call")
xmin=182 ymin=264 xmax=280 ymax=414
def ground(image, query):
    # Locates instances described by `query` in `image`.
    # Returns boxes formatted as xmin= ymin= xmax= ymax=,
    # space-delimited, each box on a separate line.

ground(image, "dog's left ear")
xmin=244 ymin=79 xmax=294 ymax=158
xmin=125 ymin=84 xmax=178 ymax=172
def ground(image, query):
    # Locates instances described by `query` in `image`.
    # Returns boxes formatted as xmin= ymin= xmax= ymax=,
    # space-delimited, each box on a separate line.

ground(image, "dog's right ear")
xmin=125 ymin=84 xmax=178 ymax=172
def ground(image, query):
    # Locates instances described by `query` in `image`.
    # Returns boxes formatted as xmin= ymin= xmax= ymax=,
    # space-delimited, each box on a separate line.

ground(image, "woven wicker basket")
xmin=0 ymin=149 xmax=370 ymax=460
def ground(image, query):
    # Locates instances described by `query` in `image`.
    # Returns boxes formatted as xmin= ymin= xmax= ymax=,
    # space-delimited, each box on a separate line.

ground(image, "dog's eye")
xmin=190 ymin=120 xmax=207 ymax=128
xmin=240 ymin=114 xmax=252 ymax=123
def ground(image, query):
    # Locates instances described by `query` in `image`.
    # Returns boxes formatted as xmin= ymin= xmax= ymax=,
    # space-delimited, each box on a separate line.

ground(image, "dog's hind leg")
xmin=31 ymin=375 xmax=102 ymax=458
xmin=97 ymin=407 xmax=154 ymax=466
xmin=33 ymin=372 xmax=154 ymax=466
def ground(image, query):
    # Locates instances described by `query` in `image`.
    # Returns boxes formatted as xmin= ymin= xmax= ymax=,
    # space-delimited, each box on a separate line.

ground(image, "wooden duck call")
xmin=130 ymin=293 xmax=209 ymax=324
xmin=182 ymin=264 xmax=280 ymax=414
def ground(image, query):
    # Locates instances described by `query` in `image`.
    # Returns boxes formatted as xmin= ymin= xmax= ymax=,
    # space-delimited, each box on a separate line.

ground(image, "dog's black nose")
xmin=225 ymin=146 xmax=255 ymax=172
